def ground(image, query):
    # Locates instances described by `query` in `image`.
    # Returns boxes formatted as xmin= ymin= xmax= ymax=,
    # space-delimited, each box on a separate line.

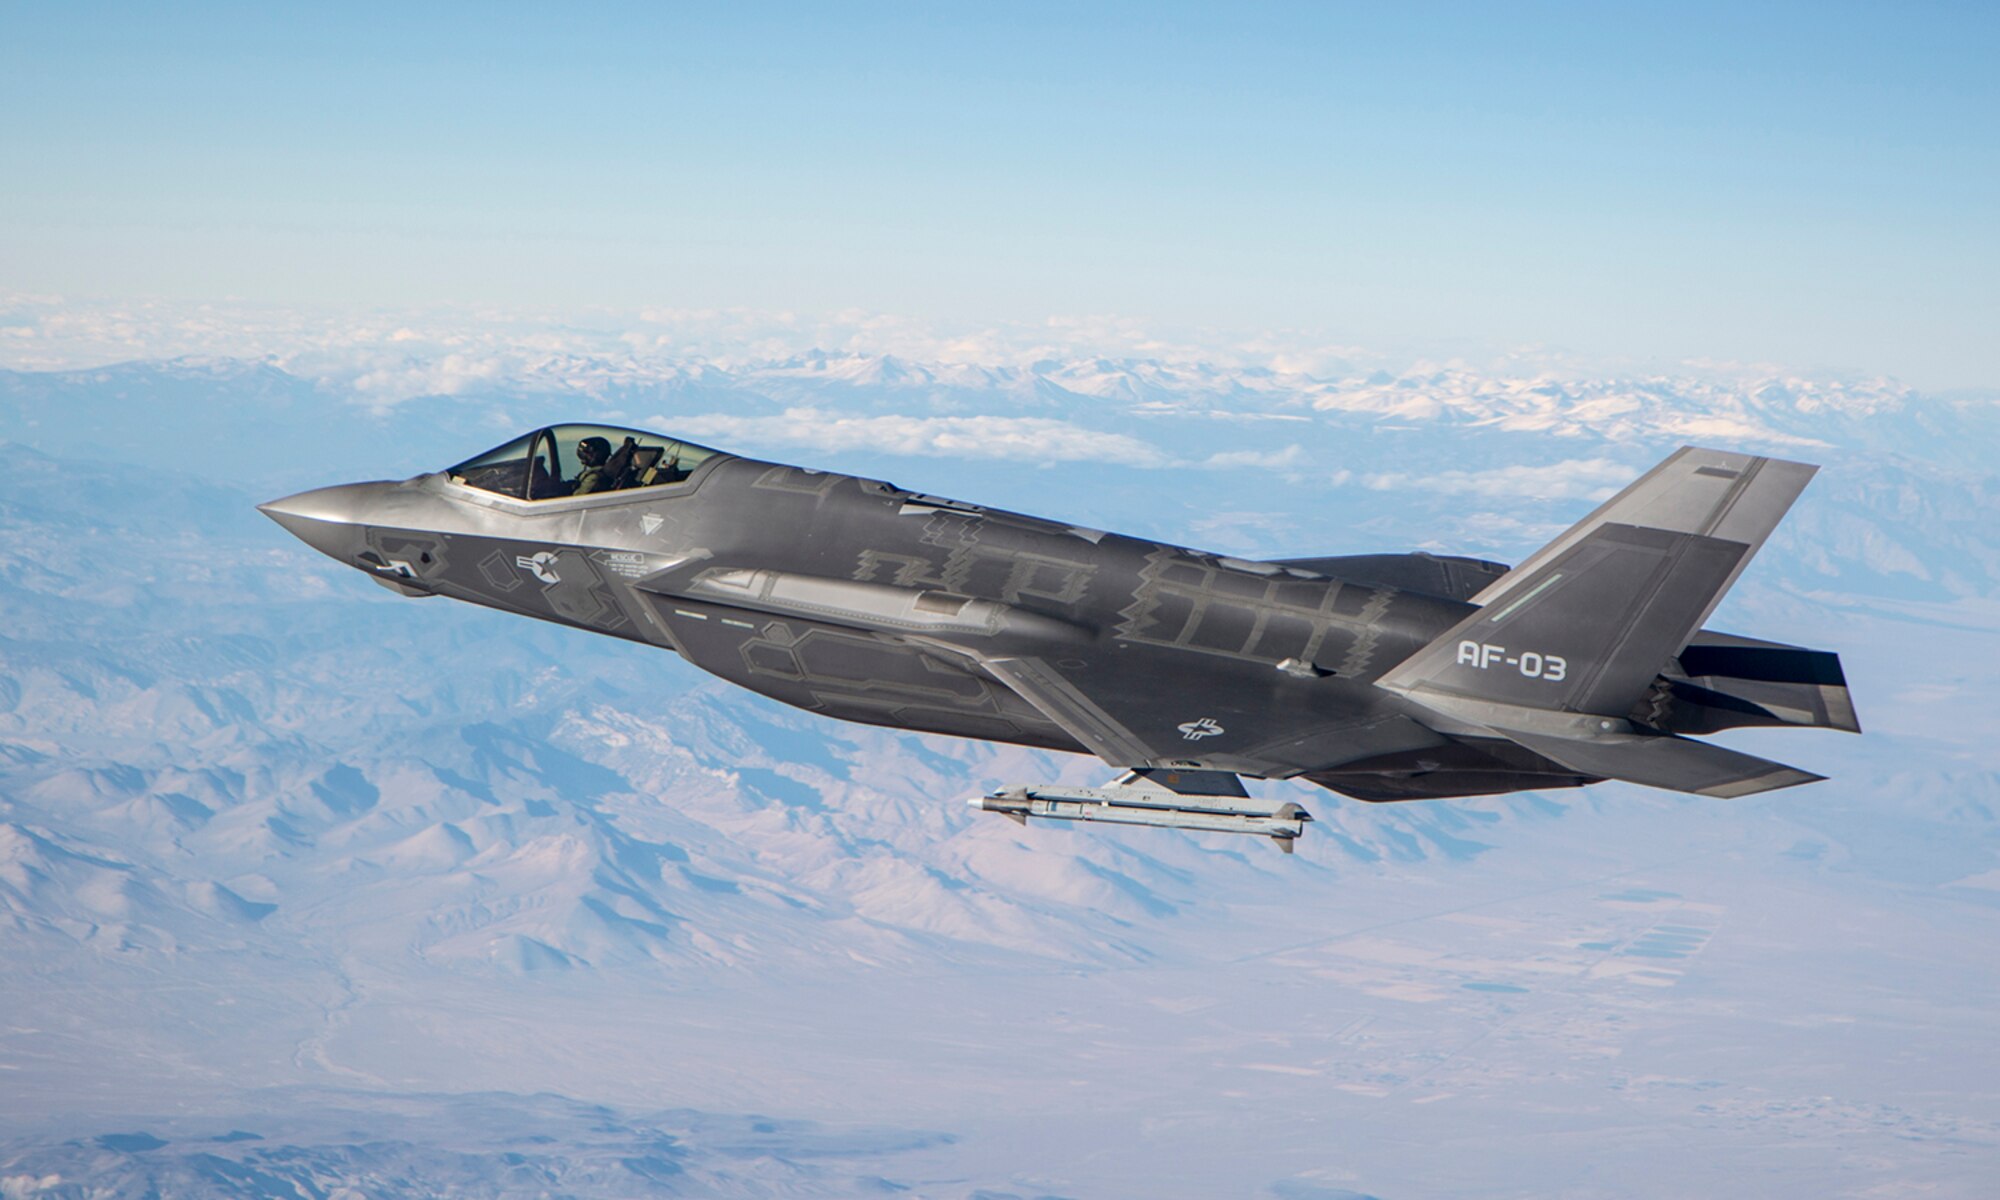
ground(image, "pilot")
xmin=572 ymin=436 xmax=614 ymax=495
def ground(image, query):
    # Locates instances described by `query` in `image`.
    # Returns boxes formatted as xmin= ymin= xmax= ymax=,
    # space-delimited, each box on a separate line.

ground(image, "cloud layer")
xmin=664 ymin=407 xmax=1168 ymax=466
xmin=0 ymin=293 xmax=1956 ymax=486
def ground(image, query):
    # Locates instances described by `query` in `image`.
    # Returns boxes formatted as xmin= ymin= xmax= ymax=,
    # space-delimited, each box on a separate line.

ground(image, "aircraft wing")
xmin=976 ymin=655 xmax=1167 ymax=765
xmin=973 ymin=650 xmax=1448 ymax=774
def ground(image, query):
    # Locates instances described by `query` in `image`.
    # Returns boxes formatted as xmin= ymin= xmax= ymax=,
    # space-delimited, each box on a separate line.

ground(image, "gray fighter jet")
xmin=261 ymin=424 xmax=1858 ymax=851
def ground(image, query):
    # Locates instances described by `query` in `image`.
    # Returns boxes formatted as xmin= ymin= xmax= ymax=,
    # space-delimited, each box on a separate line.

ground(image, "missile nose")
xmin=258 ymin=481 xmax=394 ymax=562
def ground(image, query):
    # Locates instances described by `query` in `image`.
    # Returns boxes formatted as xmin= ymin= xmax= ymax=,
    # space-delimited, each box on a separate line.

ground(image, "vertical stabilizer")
xmin=1377 ymin=447 xmax=1817 ymax=721
xmin=1469 ymin=446 xmax=1817 ymax=632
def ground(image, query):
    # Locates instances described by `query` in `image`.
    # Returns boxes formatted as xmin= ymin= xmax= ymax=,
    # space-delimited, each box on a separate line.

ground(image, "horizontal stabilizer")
xmin=1500 ymin=728 xmax=1823 ymax=798
xmin=1670 ymin=633 xmax=1861 ymax=734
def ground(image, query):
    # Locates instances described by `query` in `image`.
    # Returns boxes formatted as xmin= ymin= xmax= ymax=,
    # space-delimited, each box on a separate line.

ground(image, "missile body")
xmin=973 ymin=782 xmax=1311 ymax=851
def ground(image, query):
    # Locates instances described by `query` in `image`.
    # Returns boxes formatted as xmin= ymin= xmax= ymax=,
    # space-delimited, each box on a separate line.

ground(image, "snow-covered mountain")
xmin=2 ymin=350 xmax=1997 ymax=1197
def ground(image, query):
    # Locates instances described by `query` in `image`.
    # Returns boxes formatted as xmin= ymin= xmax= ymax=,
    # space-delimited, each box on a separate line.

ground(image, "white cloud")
xmin=0 ymin=292 xmax=1923 ymax=443
xmin=1202 ymin=444 xmax=1307 ymax=470
xmin=661 ymin=408 xmax=1169 ymax=466
xmin=1361 ymin=457 xmax=1639 ymax=503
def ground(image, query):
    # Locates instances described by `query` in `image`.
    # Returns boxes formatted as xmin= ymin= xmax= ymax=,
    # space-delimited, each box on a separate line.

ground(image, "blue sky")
xmin=3 ymin=2 xmax=1996 ymax=386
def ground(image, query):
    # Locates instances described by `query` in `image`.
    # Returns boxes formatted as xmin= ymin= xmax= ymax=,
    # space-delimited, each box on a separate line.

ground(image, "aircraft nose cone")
xmin=258 ymin=482 xmax=394 ymax=562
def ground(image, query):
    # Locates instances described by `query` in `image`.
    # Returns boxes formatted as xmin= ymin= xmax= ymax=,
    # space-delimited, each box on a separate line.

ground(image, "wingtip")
xmin=1695 ymin=766 xmax=1827 ymax=799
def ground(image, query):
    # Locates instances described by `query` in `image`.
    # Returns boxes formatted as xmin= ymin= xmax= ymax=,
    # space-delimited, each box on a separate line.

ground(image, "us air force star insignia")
xmin=1177 ymin=717 xmax=1224 ymax=741
xmin=515 ymin=551 xmax=561 ymax=585
xmin=640 ymin=514 xmax=664 ymax=536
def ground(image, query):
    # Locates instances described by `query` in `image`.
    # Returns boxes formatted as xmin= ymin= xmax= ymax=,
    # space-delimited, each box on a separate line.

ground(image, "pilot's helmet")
xmin=577 ymin=436 xmax=611 ymax=465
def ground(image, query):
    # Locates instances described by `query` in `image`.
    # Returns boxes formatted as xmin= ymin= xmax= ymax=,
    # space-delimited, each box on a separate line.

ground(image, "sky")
xmin=3 ymin=2 xmax=1997 ymax=388
xmin=6 ymin=10 xmax=2000 ymax=1191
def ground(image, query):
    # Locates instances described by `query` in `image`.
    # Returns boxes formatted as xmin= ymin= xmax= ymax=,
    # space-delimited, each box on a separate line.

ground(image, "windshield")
xmin=448 ymin=424 xmax=723 ymax=500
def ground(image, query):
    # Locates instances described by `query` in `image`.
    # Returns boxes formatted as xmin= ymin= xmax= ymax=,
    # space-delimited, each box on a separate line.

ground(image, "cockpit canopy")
xmin=448 ymin=424 xmax=724 ymax=501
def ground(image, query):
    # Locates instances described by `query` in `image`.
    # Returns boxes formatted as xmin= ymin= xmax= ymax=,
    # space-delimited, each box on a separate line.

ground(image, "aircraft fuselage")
xmin=264 ymin=450 xmax=1489 ymax=778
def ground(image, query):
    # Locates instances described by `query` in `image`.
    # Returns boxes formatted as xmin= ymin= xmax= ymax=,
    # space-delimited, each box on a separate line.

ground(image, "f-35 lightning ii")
xmin=261 ymin=424 xmax=1858 ymax=852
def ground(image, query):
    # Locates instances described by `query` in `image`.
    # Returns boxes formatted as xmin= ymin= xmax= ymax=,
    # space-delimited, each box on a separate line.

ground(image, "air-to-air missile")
xmin=262 ymin=424 xmax=1857 ymax=852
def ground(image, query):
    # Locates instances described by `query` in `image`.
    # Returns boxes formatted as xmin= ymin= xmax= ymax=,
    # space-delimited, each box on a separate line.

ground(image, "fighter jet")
xmin=261 ymin=424 xmax=1858 ymax=851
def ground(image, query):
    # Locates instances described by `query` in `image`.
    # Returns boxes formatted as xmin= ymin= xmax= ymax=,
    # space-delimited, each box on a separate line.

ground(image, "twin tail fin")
xmin=1376 ymin=446 xmax=1840 ymax=799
